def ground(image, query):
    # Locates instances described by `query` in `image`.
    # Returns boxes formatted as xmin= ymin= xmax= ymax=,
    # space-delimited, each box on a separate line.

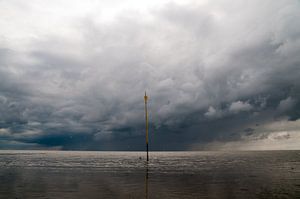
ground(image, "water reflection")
xmin=144 ymin=162 xmax=149 ymax=199
xmin=0 ymin=151 xmax=299 ymax=198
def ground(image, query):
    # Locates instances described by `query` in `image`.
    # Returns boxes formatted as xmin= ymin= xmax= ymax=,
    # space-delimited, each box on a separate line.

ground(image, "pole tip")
xmin=144 ymin=91 xmax=148 ymax=101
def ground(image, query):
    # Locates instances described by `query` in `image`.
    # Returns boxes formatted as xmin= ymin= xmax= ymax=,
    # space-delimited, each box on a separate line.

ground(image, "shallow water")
xmin=0 ymin=150 xmax=299 ymax=198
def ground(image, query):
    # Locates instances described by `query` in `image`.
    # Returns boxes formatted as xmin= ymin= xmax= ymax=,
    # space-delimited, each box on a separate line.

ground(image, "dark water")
xmin=0 ymin=150 xmax=299 ymax=199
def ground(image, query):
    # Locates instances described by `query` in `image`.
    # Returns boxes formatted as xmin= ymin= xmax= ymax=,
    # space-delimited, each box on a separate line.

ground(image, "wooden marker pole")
xmin=144 ymin=91 xmax=149 ymax=161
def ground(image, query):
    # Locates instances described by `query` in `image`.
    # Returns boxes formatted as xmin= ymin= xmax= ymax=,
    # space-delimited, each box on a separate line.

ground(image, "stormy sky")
xmin=0 ymin=0 xmax=300 ymax=150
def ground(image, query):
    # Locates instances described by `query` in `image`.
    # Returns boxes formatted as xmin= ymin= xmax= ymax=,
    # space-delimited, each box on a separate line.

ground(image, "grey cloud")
xmin=0 ymin=0 xmax=300 ymax=150
xmin=268 ymin=132 xmax=290 ymax=140
xmin=278 ymin=97 xmax=296 ymax=112
xmin=204 ymin=106 xmax=222 ymax=119
xmin=228 ymin=101 xmax=253 ymax=114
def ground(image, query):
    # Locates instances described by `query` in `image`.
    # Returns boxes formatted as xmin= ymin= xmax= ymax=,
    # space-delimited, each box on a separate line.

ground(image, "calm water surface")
xmin=0 ymin=150 xmax=299 ymax=198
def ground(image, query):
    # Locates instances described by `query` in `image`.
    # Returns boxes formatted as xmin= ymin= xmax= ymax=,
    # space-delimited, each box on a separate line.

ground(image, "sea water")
xmin=0 ymin=150 xmax=299 ymax=198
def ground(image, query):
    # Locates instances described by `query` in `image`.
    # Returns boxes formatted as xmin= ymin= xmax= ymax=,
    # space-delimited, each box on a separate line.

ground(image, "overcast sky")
xmin=0 ymin=0 xmax=299 ymax=150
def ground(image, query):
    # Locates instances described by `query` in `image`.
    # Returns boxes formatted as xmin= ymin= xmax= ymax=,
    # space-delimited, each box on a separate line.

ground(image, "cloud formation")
xmin=229 ymin=101 xmax=253 ymax=113
xmin=0 ymin=0 xmax=300 ymax=150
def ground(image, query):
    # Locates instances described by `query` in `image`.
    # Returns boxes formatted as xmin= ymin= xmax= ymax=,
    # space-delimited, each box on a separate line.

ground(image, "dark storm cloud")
xmin=0 ymin=0 xmax=300 ymax=150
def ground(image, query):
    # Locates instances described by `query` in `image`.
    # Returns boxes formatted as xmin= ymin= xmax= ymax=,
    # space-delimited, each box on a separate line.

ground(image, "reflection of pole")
xmin=144 ymin=163 xmax=149 ymax=199
xmin=144 ymin=91 xmax=149 ymax=162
